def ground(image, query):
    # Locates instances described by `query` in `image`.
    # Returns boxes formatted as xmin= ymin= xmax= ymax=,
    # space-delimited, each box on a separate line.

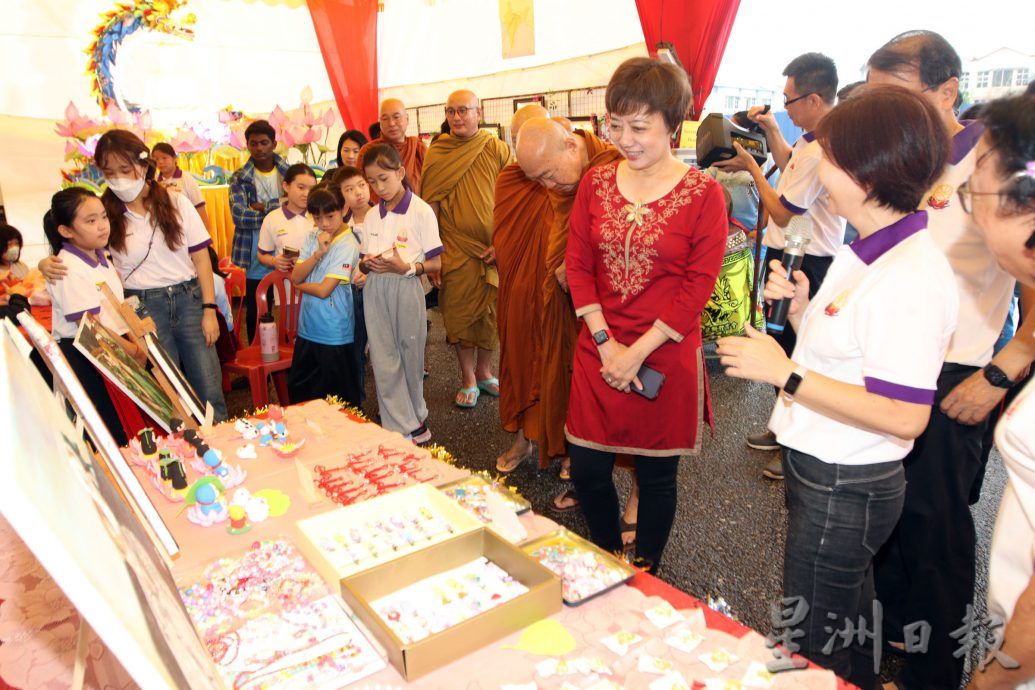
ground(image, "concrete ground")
xmin=226 ymin=307 xmax=1006 ymax=686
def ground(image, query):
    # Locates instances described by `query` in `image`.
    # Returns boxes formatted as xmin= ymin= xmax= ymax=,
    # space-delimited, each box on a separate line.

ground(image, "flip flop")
xmin=477 ymin=377 xmax=500 ymax=397
xmin=496 ymin=443 xmax=535 ymax=474
xmin=455 ymin=386 xmax=480 ymax=408
xmin=620 ymin=517 xmax=637 ymax=548
xmin=551 ymin=488 xmax=580 ymax=512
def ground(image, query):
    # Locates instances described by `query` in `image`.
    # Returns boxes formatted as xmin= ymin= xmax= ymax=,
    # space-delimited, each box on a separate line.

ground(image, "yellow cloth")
xmin=422 ymin=130 xmax=513 ymax=348
xmin=200 ymin=185 xmax=234 ymax=259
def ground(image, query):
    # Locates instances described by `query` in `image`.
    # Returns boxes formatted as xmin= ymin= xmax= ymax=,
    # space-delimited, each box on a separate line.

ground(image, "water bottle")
xmin=258 ymin=312 xmax=279 ymax=362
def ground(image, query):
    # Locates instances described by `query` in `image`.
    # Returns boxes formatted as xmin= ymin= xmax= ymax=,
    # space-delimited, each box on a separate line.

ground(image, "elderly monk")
xmin=516 ymin=118 xmax=628 ymax=508
xmin=422 ymin=90 xmax=513 ymax=408
xmin=493 ymin=104 xmax=554 ymax=473
xmin=358 ymin=98 xmax=428 ymax=200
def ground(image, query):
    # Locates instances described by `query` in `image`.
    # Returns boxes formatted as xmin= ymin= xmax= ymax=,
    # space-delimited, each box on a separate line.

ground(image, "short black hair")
xmin=283 ymin=163 xmax=316 ymax=184
xmin=783 ymin=53 xmax=838 ymax=105
xmin=306 ymin=187 xmax=344 ymax=216
xmin=245 ymin=119 xmax=276 ymax=142
xmin=368 ymin=122 xmax=381 ymax=141
xmin=980 ymin=93 xmax=1035 ymax=217
xmin=867 ymin=31 xmax=961 ymax=90
xmin=152 ymin=142 xmax=177 ymax=158
xmin=816 ymin=85 xmax=948 ymax=214
xmin=837 ymin=81 xmax=865 ymax=103
xmin=335 ymin=130 xmax=368 ymax=167
xmin=0 ymin=223 xmax=23 ymax=253
xmin=605 ymin=57 xmax=693 ymax=134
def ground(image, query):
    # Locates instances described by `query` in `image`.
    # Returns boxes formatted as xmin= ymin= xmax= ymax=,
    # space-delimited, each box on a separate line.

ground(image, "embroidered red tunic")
xmin=564 ymin=162 xmax=727 ymax=456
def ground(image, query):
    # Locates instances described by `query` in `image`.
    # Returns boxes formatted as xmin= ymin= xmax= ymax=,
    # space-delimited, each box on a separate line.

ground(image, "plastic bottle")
xmin=258 ymin=312 xmax=279 ymax=362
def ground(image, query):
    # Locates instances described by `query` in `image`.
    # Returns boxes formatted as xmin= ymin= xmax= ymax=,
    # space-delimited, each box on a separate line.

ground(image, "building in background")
xmin=962 ymin=48 xmax=1034 ymax=104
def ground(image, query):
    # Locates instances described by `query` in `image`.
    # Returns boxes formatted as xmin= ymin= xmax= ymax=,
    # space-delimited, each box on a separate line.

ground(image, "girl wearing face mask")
xmin=0 ymin=224 xmax=29 ymax=282
xmin=40 ymin=129 xmax=228 ymax=421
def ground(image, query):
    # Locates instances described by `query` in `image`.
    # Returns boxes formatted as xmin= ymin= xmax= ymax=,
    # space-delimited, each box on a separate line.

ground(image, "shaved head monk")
xmin=358 ymin=98 xmax=428 ymax=199
xmin=422 ymin=90 xmax=513 ymax=408
xmin=492 ymin=104 xmax=554 ymax=473
xmin=515 ymin=118 xmax=626 ymax=507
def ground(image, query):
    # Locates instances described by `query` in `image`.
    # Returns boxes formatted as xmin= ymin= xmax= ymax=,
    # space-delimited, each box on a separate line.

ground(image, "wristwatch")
xmin=592 ymin=329 xmax=613 ymax=346
xmin=782 ymin=366 xmax=807 ymax=401
xmin=982 ymin=363 xmax=1015 ymax=389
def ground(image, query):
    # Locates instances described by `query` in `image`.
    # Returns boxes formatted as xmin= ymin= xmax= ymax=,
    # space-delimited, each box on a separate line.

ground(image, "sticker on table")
xmin=644 ymin=601 xmax=685 ymax=629
xmin=649 ymin=670 xmax=692 ymax=690
xmin=638 ymin=654 xmax=676 ymax=675
xmin=699 ymin=647 xmax=738 ymax=673
xmin=741 ymin=661 xmax=776 ymax=688
xmin=601 ymin=630 xmax=642 ymax=656
xmin=663 ymin=626 xmax=705 ymax=653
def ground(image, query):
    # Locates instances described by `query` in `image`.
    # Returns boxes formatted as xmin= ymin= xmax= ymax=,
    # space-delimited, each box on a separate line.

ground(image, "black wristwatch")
xmin=201 ymin=303 xmax=218 ymax=311
xmin=982 ymin=363 xmax=1015 ymax=389
xmin=592 ymin=329 xmax=612 ymax=346
xmin=782 ymin=366 xmax=806 ymax=401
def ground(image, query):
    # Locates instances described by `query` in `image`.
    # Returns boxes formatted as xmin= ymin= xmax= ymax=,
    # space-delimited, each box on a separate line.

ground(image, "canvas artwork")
xmin=73 ymin=315 xmax=177 ymax=431
xmin=146 ymin=332 xmax=205 ymax=423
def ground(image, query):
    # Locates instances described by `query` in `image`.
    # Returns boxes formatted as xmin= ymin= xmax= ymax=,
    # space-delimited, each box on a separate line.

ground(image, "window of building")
xmin=1017 ymin=68 xmax=1030 ymax=86
xmin=725 ymin=95 xmax=740 ymax=111
xmin=992 ymin=69 xmax=1014 ymax=87
xmin=976 ymin=71 xmax=990 ymax=89
xmin=960 ymin=72 xmax=970 ymax=91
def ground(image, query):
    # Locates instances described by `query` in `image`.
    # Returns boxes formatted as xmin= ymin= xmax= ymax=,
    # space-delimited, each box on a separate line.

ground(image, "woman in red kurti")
xmin=565 ymin=57 xmax=727 ymax=572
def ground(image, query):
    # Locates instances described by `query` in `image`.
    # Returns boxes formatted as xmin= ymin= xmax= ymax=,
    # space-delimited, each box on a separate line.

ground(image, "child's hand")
xmin=39 ymin=255 xmax=68 ymax=281
xmin=274 ymin=255 xmax=294 ymax=273
xmin=351 ymin=265 xmax=367 ymax=288
xmin=316 ymin=232 xmax=332 ymax=256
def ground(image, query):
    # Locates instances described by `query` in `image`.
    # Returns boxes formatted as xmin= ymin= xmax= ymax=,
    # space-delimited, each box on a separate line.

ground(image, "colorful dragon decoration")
xmin=86 ymin=0 xmax=196 ymax=111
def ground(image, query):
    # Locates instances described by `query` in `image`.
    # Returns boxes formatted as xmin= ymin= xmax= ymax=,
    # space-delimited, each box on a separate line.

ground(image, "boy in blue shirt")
xmin=229 ymin=119 xmax=290 ymax=342
xmin=287 ymin=187 xmax=362 ymax=405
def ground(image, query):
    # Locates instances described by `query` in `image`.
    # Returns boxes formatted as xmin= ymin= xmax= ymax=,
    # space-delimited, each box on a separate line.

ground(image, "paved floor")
xmin=226 ymin=307 xmax=1006 ymax=685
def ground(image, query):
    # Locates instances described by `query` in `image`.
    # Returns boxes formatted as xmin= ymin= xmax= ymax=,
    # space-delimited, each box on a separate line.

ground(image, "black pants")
xmin=874 ymin=364 xmax=988 ymax=690
xmin=569 ymin=444 xmax=679 ymax=573
xmin=244 ymin=279 xmax=275 ymax=346
xmin=287 ymin=336 xmax=363 ymax=408
xmin=30 ymin=340 xmax=129 ymax=446
xmin=762 ymin=249 xmax=833 ymax=357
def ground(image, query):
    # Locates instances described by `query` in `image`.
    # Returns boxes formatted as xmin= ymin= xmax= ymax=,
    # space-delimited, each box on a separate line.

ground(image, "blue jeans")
xmin=782 ymin=447 xmax=905 ymax=690
xmin=127 ymin=278 xmax=228 ymax=421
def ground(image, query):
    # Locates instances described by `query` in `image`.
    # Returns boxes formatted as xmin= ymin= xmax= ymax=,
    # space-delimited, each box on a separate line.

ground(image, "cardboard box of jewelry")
xmin=339 ymin=526 xmax=562 ymax=680
xmin=294 ymin=483 xmax=484 ymax=584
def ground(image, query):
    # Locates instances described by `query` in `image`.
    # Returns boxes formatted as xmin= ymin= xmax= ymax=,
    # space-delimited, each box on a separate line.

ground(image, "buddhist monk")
xmin=422 ymin=90 xmax=513 ymax=408
xmin=358 ymin=98 xmax=428 ymax=200
xmin=493 ymin=104 xmax=554 ymax=473
xmin=516 ymin=119 xmax=636 ymax=526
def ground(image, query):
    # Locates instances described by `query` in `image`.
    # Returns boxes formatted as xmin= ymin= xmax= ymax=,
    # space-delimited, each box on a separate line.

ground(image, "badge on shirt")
xmin=927 ymin=183 xmax=954 ymax=210
xmin=824 ymin=289 xmax=852 ymax=316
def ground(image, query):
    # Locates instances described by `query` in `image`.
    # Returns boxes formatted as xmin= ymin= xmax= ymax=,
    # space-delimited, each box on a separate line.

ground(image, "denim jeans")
xmin=126 ymin=278 xmax=228 ymax=421
xmin=782 ymin=447 xmax=905 ymax=690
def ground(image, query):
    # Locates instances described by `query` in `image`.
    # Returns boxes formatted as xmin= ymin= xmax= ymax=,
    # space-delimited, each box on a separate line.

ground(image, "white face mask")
xmin=2 ymin=247 xmax=19 ymax=263
xmin=106 ymin=176 xmax=145 ymax=202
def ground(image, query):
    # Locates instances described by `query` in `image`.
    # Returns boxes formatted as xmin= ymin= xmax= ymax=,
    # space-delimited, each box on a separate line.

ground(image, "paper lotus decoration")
xmin=268 ymin=88 xmax=338 ymax=165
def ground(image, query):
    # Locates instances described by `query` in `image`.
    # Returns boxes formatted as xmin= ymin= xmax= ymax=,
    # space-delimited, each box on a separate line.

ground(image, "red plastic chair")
xmin=221 ymin=271 xmax=300 ymax=408
xmin=217 ymin=256 xmax=236 ymax=273
xmin=223 ymin=266 xmax=247 ymax=349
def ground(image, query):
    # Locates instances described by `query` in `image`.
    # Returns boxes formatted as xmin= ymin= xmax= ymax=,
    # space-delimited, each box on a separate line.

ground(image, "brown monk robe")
xmin=493 ymin=105 xmax=553 ymax=472
xmin=516 ymin=120 xmax=623 ymax=461
xmin=423 ymin=90 xmax=513 ymax=406
xmin=358 ymin=98 xmax=428 ymax=199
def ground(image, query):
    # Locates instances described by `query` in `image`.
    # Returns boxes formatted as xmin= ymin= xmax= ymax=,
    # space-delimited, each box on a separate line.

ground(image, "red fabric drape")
xmin=306 ymin=0 xmax=379 ymax=132
xmin=634 ymin=0 xmax=742 ymax=119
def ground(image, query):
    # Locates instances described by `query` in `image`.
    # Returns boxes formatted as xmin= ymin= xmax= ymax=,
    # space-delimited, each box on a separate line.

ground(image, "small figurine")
xmin=236 ymin=444 xmax=257 ymax=460
xmin=137 ymin=428 xmax=158 ymax=460
xmin=169 ymin=418 xmax=186 ymax=437
xmin=159 ymin=450 xmax=189 ymax=491
xmin=234 ymin=419 xmax=259 ymax=440
xmin=203 ymin=448 xmax=229 ymax=478
xmin=226 ymin=504 xmax=251 ymax=535
xmin=184 ymin=477 xmax=229 ymax=526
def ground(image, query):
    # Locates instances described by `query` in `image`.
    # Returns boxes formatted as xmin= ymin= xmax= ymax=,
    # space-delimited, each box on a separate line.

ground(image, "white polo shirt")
xmin=359 ymin=190 xmax=444 ymax=264
xmin=769 ymin=211 xmax=959 ymax=465
xmin=924 ymin=121 xmax=1017 ymax=367
xmin=48 ymin=244 xmax=128 ymax=339
xmin=257 ymin=205 xmax=313 ymax=257
xmin=763 ymin=132 xmax=846 ymax=257
xmin=159 ymin=169 xmax=205 ymax=209
xmin=113 ymin=190 xmax=213 ymax=290
xmin=987 ymin=377 xmax=1035 ymax=664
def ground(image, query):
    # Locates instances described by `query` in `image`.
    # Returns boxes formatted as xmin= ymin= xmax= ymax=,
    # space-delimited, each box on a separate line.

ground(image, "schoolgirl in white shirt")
xmin=42 ymin=188 xmax=142 ymax=445
xmin=152 ymin=142 xmax=211 ymax=233
xmin=257 ymin=164 xmax=317 ymax=273
xmin=717 ymin=87 xmax=959 ymax=688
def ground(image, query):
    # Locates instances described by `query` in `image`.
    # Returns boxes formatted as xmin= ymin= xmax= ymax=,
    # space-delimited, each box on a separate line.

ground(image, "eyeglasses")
xmin=445 ymin=106 xmax=477 ymax=118
xmin=958 ymin=179 xmax=1035 ymax=250
xmin=783 ymin=92 xmax=814 ymax=107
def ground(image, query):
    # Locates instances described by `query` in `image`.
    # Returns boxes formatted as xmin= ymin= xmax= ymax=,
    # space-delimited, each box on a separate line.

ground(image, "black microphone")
xmin=766 ymin=215 xmax=813 ymax=333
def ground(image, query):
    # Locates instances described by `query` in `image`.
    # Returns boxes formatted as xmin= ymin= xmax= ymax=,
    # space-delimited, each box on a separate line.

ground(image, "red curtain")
xmin=634 ymin=0 xmax=742 ymax=119
xmin=306 ymin=0 xmax=379 ymax=132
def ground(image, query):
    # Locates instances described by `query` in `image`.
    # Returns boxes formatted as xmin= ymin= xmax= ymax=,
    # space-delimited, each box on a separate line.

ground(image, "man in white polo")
xmin=714 ymin=52 xmax=846 ymax=479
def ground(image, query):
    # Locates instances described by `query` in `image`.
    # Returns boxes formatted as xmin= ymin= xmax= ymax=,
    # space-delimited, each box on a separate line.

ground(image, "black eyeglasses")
xmin=958 ymin=179 xmax=1035 ymax=250
xmin=445 ymin=106 xmax=477 ymax=118
xmin=783 ymin=92 xmax=814 ymax=107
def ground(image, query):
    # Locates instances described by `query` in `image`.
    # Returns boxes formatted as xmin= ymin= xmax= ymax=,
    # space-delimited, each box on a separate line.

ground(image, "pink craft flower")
xmin=227 ymin=128 xmax=247 ymax=150
xmin=54 ymin=102 xmax=103 ymax=139
xmin=169 ymin=127 xmax=213 ymax=154
xmin=268 ymin=105 xmax=287 ymax=130
xmin=77 ymin=134 xmax=101 ymax=159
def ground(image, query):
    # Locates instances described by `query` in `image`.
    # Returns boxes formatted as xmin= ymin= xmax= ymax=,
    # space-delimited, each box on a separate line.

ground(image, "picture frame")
xmin=73 ymin=315 xmax=177 ymax=432
xmin=513 ymin=95 xmax=544 ymax=113
xmin=146 ymin=332 xmax=205 ymax=423
xmin=478 ymin=123 xmax=503 ymax=139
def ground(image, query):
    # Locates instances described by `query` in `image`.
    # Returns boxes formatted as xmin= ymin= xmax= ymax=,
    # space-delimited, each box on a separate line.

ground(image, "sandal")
xmin=551 ymin=488 xmax=580 ymax=512
xmin=620 ymin=517 xmax=637 ymax=547
xmin=455 ymin=386 xmax=480 ymax=408
xmin=477 ymin=377 xmax=500 ymax=397
xmin=496 ymin=442 xmax=535 ymax=474
xmin=558 ymin=458 xmax=571 ymax=481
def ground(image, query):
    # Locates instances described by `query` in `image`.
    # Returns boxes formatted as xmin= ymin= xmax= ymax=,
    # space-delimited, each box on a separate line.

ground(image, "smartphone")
xmin=632 ymin=364 xmax=665 ymax=400
xmin=281 ymin=246 xmax=300 ymax=260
